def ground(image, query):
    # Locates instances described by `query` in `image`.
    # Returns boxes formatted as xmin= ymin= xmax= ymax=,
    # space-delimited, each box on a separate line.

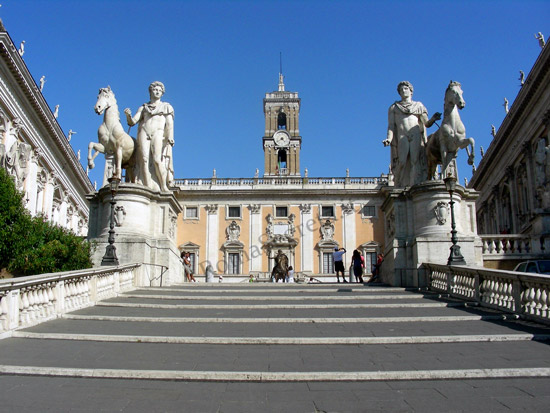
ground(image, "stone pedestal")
xmin=87 ymin=184 xmax=183 ymax=286
xmin=380 ymin=181 xmax=483 ymax=287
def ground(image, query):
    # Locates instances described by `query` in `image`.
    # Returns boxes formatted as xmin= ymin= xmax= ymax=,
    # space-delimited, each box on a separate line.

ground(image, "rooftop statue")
xmin=18 ymin=40 xmax=24 ymax=56
xmin=535 ymin=32 xmax=546 ymax=49
xmin=53 ymin=104 xmax=59 ymax=118
xmin=426 ymin=81 xmax=475 ymax=180
xmin=88 ymin=86 xmax=136 ymax=182
xmin=519 ymin=70 xmax=525 ymax=86
xmin=125 ymin=81 xmax=174 ymax=192
xmin=503 ymin=97 xmax=509 ymax=114
xmin=383 ymin=81 xmax=441 ymax=187
xmin=39 ymin=75 xmax=46 ymax=92
xmin=67 ymin=129 xmax=76 ymax=141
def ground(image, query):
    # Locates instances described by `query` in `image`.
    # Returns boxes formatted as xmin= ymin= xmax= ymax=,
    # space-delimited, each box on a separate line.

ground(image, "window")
xmin=323 ymin=252 xmax=334 ymax=274
xmin=185 ymin=206 xmax=198 ymax=219
xmin=227 ymin=206 xmax=241 ymax=219
xmin=277 ymin=150 xmax=287 ymax=170
xmin=227 ymin=253 xmax=240 ymax=274
xmin=321 ymin=206 xmax=335 ymax=218
xmin=364 ymin=252 xmax=377 ymax=274
xmin=188 ymin=253 xmax=196 ymax=273
xmin=362 ymin=205 xmax=376 ymax=218
xmin=275 ymin=206 xmax=288 ymax=218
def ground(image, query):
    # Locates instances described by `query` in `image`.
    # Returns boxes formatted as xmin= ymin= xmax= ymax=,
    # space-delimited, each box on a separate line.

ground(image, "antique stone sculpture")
xmin=491 ymin=125 xmax=496 ymax=138
xmin=426 ymin=81 xmax=475 ymax=180
xmin=88 ymin=86 xmax=136 ymax=182
xmin=67 ymin=129 xmax=76 ymax=141
xmin=519 ymin=70 xmax=525 ymax=86
xmin=53 ymin=104 xmax=59 ymax=118
xmin=39 ymin=75 xmax=46 ymax=92
xmin=503 ymin=98 xmax=509 ymax=114
xmin=125 ymin=81 xmax=174 ymax=192
xmin=271 ymin=250 xmax=289 ymax=282
xmin=383 ymin=81 xmax=441 ymax=186
xmin=18 ymin=40 xmax=24 ymax=56
xmin=535 ymin=32 xmax=546 ymax=49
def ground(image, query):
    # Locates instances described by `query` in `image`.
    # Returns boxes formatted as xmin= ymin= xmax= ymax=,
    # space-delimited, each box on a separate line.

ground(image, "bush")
xmin=0 ymin=168 xmax=93 ymax=276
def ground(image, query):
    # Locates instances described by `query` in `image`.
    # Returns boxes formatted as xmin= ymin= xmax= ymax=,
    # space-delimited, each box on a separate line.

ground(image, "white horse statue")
xmin=426 ymin=81 xmax=475 ymax=180
xmin=88 ymin=86 xmax=136 ymax=182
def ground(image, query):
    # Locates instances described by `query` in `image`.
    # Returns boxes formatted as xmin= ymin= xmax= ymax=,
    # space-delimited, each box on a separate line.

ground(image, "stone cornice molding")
xmin=0 ymin=32 xmax=93 ymax=194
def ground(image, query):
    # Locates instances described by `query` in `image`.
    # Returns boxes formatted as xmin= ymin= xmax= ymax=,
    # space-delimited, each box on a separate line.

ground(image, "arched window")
xmin=277 ymin=111 xmax=287 ymax=130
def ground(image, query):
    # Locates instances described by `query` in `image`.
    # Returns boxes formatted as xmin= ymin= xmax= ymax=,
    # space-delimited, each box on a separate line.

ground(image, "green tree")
xmin=0 ymin=168 xmax=93 ymax=276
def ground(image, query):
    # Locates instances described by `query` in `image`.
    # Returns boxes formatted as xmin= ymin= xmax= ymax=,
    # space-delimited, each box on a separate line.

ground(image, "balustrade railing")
xmin=173 ymin=176 xmax=389 ymax=188
xmin=0 ymin=263 xmax=140 ymax=337
xmin=423 ymin=263 xmax=550 ymax=325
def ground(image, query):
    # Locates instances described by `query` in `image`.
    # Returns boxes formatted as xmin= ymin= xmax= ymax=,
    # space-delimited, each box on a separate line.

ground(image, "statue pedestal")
xmin=87 ymin=184 xmax=183 ymax=286
xmin=380 ymin=181 xmax=483 ymax=287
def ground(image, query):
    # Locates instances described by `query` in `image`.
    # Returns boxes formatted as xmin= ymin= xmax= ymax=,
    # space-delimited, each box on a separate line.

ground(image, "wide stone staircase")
xmin=1 ymin=283 xmax=550 ymax=412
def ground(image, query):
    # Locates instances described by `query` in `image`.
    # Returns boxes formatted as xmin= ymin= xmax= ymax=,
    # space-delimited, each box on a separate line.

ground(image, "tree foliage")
xmin=0 ymin=168 xmax=92 ymax=276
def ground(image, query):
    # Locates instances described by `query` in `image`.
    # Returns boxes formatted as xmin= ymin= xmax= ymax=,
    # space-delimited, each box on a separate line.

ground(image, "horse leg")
xmin=87 ymin=142 xmax=104 ymax=170
xmin=115 ymin=146 xmax=123 ymax=180
xmin=467 ymin=138 xmax=475 ymax=165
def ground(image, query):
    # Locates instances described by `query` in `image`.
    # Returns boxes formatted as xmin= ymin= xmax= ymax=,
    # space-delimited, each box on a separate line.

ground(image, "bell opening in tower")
xmin=277 ymin=111 xmax=287 ymax=130
xmin=277 ymin=149 xmax=287 ymax=175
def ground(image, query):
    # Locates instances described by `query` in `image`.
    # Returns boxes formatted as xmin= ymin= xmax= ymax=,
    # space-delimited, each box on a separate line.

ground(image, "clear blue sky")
xmin=3 ymin=0 xmax=549 ymax=187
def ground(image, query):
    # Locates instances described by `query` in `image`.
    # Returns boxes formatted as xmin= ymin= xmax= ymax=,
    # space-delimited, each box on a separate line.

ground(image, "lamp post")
xmin=444 ymin=174 xmax=466 ymax=266
xmin=101 ymin=176 xmax=121 ymax=266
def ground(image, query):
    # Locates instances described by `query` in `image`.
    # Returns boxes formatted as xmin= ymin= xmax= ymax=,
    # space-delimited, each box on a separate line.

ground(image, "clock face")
xmin=273 ymin=131 xmax=290 ymax=147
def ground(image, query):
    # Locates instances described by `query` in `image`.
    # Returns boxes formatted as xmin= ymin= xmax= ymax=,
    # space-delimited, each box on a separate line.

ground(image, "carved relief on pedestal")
xmin=168 ymin=210 xmax=177 ymax=239
xmin=434 ymin=201 xmax=449 ymax=225
xmin=386 ymin=213 xmax=395 ymax=239
xmin=114 ymin=205 xmax=126 ymax=227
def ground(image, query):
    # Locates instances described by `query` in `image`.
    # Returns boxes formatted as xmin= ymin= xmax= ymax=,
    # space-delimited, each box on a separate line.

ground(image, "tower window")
xmin=277 ymin=150 xmax=287 ymax=171
xmin=277 ymin=111 xmax=287 ymax=130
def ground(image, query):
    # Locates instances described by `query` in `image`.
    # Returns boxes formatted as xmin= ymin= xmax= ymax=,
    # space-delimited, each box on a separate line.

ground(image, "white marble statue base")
xmin=87 ymin=184 xmax=183 ymax=286
xmin=380 ymin=181 xmax=483 ymax=287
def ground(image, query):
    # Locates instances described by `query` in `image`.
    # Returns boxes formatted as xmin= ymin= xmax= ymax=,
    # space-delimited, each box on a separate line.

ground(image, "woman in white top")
xmin=286 ymin=266 xmax=295 ymax=283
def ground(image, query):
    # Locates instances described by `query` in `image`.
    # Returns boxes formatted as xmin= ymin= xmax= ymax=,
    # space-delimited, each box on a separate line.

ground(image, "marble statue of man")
xmin=39 ymin=75 xmax=46 ymax=92
xmin=535 ymin=32 xmax=546 ymax=49
xmin=124 ymin=81 xmax=174 ymax=192
xmin=383 ymin=81 xmax=441 ymax=187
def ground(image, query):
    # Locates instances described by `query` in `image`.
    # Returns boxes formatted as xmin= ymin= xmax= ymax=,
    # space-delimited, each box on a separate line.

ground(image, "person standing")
xmin=181 ymin=251 xmax=196 ymax=282
xmin=286 ymin=266 xmax=295 ymax=283
xmin=333 ymin=247 xmax=347 ymax=283
xmin=351 ymin=250 xmax=364 ymax=283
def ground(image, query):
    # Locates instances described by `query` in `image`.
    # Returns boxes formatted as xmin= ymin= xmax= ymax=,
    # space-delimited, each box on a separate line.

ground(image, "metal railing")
xmin=423 ymin=263 xmax=550 ymax=325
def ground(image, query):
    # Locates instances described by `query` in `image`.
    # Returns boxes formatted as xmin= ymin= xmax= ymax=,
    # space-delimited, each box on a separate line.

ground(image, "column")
xmin=342 ymin=203 xmax=356 ymax=255
xmin=300 ymin=204 xmax=313 ymax=273
xmin=205 ymin=204 xmax=219 ymax=271
xmin=248 ymin=204 xmax=262 ymax=272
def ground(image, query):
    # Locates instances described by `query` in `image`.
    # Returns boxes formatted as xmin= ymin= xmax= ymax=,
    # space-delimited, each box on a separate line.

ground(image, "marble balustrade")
xmin=0 ymin=263 xmax=140 ymax=337
xmin=423 ymin=263 xmax=550 ymax=325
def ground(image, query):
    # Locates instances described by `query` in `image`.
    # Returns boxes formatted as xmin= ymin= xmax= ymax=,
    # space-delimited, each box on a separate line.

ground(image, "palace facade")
xmin=0 ymin=30 xmax=91 ymax=235
xmin=469 ymin=41 xmax=550 ymax=269
xmin=174 ymin=75 xmax=389 ymax=278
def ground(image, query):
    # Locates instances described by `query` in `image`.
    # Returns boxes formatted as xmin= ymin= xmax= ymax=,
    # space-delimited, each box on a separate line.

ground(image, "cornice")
xmin=0 ymin=32 xmax=93 ymax=194
xmin=471 ymin=44 xmax=550 ymax=188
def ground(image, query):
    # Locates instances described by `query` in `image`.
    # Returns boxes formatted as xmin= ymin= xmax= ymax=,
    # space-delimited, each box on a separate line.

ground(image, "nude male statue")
xmin=383 ymin=81 xmax=441 ymax=187
xmin=124 ymin=81 xmax=174 ymax=192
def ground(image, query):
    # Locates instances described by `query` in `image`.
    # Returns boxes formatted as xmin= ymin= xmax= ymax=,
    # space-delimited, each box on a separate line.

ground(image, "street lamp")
xmin=444 ymin=173 xmax=466 ymax=266
xmin=101 ymin=176 xmax=121 ymax=266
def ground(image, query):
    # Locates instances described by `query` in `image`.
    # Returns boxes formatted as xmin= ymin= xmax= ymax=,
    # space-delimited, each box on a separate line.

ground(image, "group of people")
xmin=333 ymin=247 xmax=384 ymax=283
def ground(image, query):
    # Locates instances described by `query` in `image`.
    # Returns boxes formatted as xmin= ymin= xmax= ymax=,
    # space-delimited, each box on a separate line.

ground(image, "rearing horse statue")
xmin=88 ymin=86 xmax=136 ymax=182
xmin=426 ymin=81 xmax=475 ymax=180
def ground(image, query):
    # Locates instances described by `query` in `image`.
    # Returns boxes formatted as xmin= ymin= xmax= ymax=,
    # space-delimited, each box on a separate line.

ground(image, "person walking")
xmin=351 ymin=250 xmax=364 ymax=283
xmin=333 ymin=247 xmax=347 ymax=283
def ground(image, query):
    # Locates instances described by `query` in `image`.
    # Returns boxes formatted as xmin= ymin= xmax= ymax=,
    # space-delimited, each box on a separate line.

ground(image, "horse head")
xmin=94 ymin=86 xmax=115 ymax=115
xmin=446 ymin=81 xmax=465 ymax=110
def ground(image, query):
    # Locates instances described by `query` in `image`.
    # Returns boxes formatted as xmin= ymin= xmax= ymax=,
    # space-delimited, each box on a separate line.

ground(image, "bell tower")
xmin=263 ymin=73 xmax=301 ymax=176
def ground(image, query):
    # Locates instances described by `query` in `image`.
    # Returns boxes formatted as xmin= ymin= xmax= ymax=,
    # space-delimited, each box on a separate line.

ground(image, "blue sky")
xmin=3 ymin=0 xmax=549 ymax=187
